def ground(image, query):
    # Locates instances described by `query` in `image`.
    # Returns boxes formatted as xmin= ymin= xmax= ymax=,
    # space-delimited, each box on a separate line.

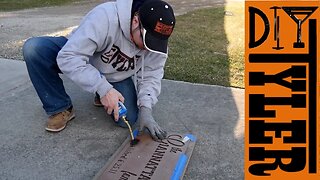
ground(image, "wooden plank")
xmin=93 ymin=132 xmax=197 ymax=180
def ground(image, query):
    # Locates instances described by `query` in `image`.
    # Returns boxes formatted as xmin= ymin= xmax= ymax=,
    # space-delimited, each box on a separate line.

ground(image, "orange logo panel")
xmin=245 ymin=0 xmax=320 ymax=179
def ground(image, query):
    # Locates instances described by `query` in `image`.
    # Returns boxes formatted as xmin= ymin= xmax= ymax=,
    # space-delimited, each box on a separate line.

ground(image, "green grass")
xmin=166 ymin=3 xmax=244 ymax=88
xmin=0 ymin=0 xmax=81 ymax=11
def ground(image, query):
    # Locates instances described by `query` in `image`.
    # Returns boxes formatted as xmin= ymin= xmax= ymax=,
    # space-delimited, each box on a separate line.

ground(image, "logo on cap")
xmin=154 ymin=21 xmax=174 ymax=36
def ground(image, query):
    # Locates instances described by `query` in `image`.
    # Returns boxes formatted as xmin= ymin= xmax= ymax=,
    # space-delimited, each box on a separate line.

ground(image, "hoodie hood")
xmin=116 ymin=0 xmax=134 ymax=41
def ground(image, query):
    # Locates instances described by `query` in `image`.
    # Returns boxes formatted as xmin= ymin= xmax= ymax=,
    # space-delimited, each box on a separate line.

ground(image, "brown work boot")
xmin=45 ymin=106 xmax=75 ymax=132
xmin=93 ymin=92 xmax=103 ymax=107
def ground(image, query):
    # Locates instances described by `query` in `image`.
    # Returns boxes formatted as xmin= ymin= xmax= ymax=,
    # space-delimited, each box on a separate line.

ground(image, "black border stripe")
xmin=308 ymin=19 xmax=317 ymax=173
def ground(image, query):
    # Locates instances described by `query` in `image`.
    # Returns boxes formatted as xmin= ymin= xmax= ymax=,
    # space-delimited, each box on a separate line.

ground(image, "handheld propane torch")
xmin=117 ymin=102 xmax=140 ymax=146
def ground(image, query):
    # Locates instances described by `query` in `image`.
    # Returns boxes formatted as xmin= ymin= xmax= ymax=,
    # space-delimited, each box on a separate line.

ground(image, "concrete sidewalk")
xmin=0 ymin=58 xmax=244 ymax=179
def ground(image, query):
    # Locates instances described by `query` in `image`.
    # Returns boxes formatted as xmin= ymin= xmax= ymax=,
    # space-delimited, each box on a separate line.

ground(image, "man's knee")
xmin=127 ymin=110 xmax=138 ymax=126
xmin=23 ymin=37 xmax=45 ymax=63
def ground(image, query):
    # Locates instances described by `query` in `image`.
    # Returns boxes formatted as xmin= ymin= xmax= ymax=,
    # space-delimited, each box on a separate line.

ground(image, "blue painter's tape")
xmin=185 ymin=134 xmax=196 ymax=142
xmin=133 ymin=129 xmax=139 ymax=138
xmin=171 ymin=154 xmax=188 ymax=180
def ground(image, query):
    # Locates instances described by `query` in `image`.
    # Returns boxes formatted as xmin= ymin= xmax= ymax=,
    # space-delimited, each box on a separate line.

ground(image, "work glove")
xmin=138 ymin=106 xmax=167 ymax=140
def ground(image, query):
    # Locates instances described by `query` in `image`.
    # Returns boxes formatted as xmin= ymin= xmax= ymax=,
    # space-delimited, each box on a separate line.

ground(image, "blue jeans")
xmin=23 ymin=36 xmax=138 ymax=127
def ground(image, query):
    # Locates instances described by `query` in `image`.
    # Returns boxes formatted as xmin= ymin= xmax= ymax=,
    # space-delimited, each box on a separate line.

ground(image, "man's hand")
xmin=100 ymin=88 xmax=124 ymax=121
xmin=138 ymin=106 xmax=167 ymax=140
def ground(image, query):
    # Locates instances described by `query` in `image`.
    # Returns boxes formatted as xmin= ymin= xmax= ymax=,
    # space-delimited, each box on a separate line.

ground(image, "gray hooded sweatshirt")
xmin=57 ymin=0 xmax=167 ymax=109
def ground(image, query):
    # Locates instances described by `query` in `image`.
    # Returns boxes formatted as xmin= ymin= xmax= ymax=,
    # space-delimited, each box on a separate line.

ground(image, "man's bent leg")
xmin=111 ymin=78 xmax=138 ymax=127
xmin=23 ymin=36 xmax=72 ymax=115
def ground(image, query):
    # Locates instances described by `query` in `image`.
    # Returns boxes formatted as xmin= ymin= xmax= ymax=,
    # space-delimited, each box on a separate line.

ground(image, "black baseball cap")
xmin=138 ymin=0 xmax=175 ymax=55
